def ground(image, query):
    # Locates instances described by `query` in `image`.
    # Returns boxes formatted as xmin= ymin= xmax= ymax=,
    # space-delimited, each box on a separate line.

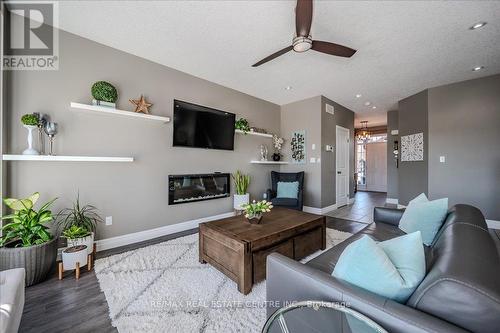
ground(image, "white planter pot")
xmin=62 ymin=245 xmax=88 ymax=270
xmin=234 ymin=193 xmax=250 ymax=210
xmin=67 ymin=232 xmax=94 ymax=255
xmin=22 ymin=125 xmax=39 ymax=155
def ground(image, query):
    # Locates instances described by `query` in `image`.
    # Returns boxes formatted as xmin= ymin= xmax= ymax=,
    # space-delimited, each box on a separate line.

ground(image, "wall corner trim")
xmin=95 ymin=211 xmax=236 ymax=252
xmin=486 ymin=220 xmax=500 ymax=230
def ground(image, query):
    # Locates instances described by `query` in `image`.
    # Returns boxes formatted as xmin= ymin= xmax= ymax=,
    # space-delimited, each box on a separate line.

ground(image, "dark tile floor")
xmin=325 ymin=191 xmax=387 ymax=223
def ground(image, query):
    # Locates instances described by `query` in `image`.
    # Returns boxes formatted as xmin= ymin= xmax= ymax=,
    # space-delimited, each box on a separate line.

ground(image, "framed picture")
xmin=291 ymin=130 xmax=306 ymax=164
xmin=401 ymin=132 xmax=424 ymax=161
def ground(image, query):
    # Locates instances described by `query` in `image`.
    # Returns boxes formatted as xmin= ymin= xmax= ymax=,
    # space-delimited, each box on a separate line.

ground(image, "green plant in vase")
xmin=62 ymin=225 xmax=91 ymax=240
xmin=241 ymin=200 xmax=273 ymax=224
xmin=56 ymin=193 xmax=103 ymax=254
xmin=21 ymin=114 xmax=39 ymax=126
xmin=91 ymin=81 xmax=118 ymax=103
xmin=235 ymin=118 xmax=250 ymax=134
xmin=232 ymin=170 xmax=250 ymax=210
xmin=1 ymin=192 xmax=56 ymax=247
xmin=0 ymin=192 xmax=58 ymax=286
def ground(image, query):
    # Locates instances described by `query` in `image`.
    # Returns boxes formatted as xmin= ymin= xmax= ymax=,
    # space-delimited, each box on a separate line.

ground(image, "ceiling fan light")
xmin=293 ymin=36 xmax=312 ymax=52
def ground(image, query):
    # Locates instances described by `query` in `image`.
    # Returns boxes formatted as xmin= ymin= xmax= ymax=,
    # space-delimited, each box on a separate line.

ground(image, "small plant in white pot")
xmin=21 ymin=114 xmax=40 ymax=155
xmin=232 ymin=170 xmax=250 ymax=210
xmin=56 ymin=194 xmax=103 ymax=255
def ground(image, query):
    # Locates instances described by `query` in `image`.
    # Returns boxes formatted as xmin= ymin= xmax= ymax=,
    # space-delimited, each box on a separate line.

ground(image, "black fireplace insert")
xmin=168 ymin=173 xmax=230 ymax=205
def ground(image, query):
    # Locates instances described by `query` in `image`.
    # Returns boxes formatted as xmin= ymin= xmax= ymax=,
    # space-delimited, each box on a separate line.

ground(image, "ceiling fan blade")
xmin=295 ymin=0 xmax=313 ymax=37
xmin=252 ymin=46 xmax=293 ymax=67
xmin=311 ymin=40 xmax=356 ymax=58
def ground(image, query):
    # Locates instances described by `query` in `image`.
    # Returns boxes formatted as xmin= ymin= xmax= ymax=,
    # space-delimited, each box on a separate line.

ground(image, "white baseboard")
xmin=303 ymin=203 xmax=339 ymax=215
xmin=486 ymin=219 xmax=500 ymax=230
xmin=349 ymin=197 xmax=355 ymax=204
xmin=386 ymin=198 xmax=398 ymax=204
xmin=95 ymin=211 xmax=235 ymax=252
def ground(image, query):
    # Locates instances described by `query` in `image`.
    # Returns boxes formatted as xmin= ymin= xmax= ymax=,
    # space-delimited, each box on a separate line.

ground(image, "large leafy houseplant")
xmin=1 ymin=192 xmax=56 ymax=247
xmin=0 ymin=192 xmax=58 ymax=286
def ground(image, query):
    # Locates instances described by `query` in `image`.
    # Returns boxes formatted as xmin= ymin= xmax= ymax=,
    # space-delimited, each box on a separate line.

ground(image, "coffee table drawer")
xmin=253 ymin=239 xmax=293 ymax=282
xmin=294 ymin=227 xmax=323 ymax=260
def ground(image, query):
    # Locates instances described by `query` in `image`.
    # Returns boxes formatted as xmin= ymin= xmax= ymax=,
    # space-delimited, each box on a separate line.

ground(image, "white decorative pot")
xmin=234 ymin=193 xmax=250 ymax=210
xmin=67 ymin=232 xmax=94 ymax=255
xmin=62 ymin=245 xmax=88 ymax=270
xmin=22 ymin=125 xmax=39 ymax=155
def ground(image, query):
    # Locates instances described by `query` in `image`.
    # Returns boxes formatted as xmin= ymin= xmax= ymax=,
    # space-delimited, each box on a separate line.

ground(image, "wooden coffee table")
xmin=199 ymin=207 xmax=326 ymax=294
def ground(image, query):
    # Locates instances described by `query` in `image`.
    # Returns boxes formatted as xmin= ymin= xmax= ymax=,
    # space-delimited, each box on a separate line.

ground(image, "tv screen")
xmin=173 ymin=100 xmax=236 ymax=150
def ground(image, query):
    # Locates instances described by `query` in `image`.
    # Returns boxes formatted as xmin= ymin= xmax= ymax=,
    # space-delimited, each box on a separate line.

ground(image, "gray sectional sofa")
xmin=0 ymin=268 xmax=25 ymax=333
xmin=266 ymin=204 xmax=500 ymax=332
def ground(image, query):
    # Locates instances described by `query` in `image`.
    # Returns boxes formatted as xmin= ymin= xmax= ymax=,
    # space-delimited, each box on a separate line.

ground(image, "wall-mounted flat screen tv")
xmin=173 ymin=100 xmax=235 ymax=150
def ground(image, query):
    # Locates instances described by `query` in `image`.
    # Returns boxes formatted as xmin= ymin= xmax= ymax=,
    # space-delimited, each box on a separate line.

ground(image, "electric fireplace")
xmin=168 ymin=173 xmax=230 ymax=205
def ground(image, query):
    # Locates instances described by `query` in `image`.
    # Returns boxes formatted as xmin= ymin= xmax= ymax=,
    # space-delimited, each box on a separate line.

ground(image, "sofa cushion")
xmin=407 ymin=205 xmax=500 ymax=333
xmin=271 ymin=197 xmax=298 ymax=207
xmin=332 ymin=232 xmax=426 ymax=303
xmin=276 ymin=181 xmax=299 ymax=199
xmin=399 ymin=193 xmax=448 ymax=245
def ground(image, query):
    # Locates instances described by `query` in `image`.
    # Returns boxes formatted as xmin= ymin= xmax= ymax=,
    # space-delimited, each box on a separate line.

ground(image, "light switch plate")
xmin=310 ymin=157 xmax=316 ymax=163
xmin=312 ymin=144 xmax=316 ymax=150
xmin=106 ymin=216 xmax=113 ymax=226
xmin=439 ymin=156 xmax=445 ymax=163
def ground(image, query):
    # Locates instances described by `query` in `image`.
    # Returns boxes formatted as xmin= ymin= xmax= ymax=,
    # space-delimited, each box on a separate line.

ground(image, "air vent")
xmin=326 ymin=104 xmax=334 ymax=115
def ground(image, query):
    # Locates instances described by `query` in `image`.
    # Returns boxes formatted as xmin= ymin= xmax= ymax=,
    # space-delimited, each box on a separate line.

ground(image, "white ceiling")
xmin=54 ymin=1 xmax=500 ymax=127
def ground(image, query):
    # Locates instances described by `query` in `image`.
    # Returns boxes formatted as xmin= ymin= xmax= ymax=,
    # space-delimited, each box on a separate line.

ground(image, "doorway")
xmin=356 ymin=133 xmax=387 ymax=192
xmin=336 ymin=126 xmax=350 ymax=208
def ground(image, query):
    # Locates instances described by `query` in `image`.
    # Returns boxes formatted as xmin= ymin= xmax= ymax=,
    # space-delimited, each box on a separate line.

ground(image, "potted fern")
xmin=232 ymin=170 xmax=250 ymax=210
xmin=0 ymin=192 xmax=58 ymax=286
xmin=56 ymin=194 xmax=103 ymax=255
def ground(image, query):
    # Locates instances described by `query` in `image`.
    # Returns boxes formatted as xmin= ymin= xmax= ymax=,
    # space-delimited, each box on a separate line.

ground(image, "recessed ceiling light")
xmin=364 ymin=101 xmax=371 ymax=106
xmin=472 ymin=66 xmax=484 ymax=72
xmin=355 ymin=94 xmax=362 ymax=98
xmin=470 ymin=22 xmax=487 ymax=30
xmin=285 ymin=86 xmax=292 ymax=90
xmin=372 ymin=106 xmax=377 ymax=109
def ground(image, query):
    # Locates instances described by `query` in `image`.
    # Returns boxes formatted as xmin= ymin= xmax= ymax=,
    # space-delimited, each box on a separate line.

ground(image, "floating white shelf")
xmin=235 ymin=129 xmax=273 ymax=138
xmin=250 ymin=160 xmax=289 ymax=165
xmin=2 ymin=155 xmax=134 ymax=162
xmin=70 ymin=102 xmax=170 ymax=123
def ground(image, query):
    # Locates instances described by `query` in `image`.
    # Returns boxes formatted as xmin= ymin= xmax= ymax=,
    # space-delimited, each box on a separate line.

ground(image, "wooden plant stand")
xmin=58 ymin=243 xmax=96 ymax=280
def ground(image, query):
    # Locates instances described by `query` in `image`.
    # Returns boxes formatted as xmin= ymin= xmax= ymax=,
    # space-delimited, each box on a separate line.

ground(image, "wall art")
xmin=401 ymin=132 xmax=424 ymax=161
xmin=291 ymin=130 xmax=306 ymax=164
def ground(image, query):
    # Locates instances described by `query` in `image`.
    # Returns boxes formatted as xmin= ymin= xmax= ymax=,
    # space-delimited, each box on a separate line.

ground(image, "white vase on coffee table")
xmin=22 ymin=125 xmax=39 ymax=155
xmin=234 ymin=193 xmax=250 ymax=210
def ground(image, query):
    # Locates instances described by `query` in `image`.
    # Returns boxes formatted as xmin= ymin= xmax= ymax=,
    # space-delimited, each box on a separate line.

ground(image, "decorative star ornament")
xmin=129 ymin=95 xmax=153 ymax=114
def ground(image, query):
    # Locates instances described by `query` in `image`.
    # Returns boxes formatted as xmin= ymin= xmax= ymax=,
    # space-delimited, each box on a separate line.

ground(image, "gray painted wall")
xmin=320 ymin=96 xmax=355 ymax=207
xmin=386 ymin=110 xmax=399 ymax=200
xmin=280 ymin=96 xmax=322 ymax=207
xmin=5 ymin=28 xmax=280 ymax=240
xmin=428 ymin=74 xmax=500 ymax=220
xmin=398 ymin=89 xmax=429 ymax=205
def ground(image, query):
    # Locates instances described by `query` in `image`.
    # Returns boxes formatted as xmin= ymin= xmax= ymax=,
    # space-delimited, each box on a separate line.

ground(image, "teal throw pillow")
xmin=332 ymin=232 xmax=426 ymax=303
xmin=276 ymin=181 xmax=299 ymax=199
xmin=399 ymin=193 xmax=448 ymax=246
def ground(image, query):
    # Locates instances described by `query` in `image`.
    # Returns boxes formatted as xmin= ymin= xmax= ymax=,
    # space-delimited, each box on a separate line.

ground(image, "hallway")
xmin=325 ymin=191 xmax=387 ymax=224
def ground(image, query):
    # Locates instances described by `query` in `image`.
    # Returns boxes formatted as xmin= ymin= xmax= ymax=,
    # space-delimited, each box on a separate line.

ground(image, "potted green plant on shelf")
xmin=232 ymin=170 xmax=250 ymax=210
xmin=21 ymin=113 xmax=40 ymax=155
xmin=235 ymin=118 xmax=250 ymax=134
xmin=241 ymin=200 xmax=273 ymax=224
xmin=56 ymin=194 xmax=103 ymax=255
xmin=0 ymin=192 xmax=58 ymax=286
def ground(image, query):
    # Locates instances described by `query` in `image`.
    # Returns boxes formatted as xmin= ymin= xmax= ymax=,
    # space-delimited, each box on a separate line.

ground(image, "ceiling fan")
xmin=252 ymin=0 xmax=356 ymax=67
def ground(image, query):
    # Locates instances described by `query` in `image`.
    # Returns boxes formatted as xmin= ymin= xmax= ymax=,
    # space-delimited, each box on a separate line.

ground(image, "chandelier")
xmin=357 ymin=121 xmax=371 ymax=142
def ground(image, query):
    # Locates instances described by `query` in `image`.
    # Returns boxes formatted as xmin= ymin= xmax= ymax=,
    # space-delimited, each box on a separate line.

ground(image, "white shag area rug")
xmin=95 ymin=228 xmax=352 ymax=333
